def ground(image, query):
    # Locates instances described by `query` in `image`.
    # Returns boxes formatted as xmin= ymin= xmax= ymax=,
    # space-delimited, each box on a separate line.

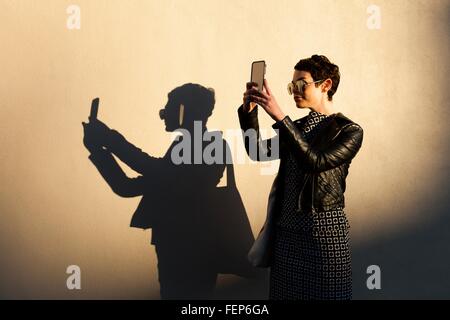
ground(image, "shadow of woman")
xmin=82 ymin=83 xmax=261 ymax=299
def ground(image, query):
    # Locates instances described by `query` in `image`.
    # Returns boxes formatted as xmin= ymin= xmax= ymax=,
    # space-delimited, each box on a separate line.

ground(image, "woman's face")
xmin=291 ymin=70 xmax=325 ymax=109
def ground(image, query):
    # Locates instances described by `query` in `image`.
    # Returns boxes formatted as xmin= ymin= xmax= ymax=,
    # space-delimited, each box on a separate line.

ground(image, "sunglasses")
xmin=287 ymin=79 xmax=324 ymax=95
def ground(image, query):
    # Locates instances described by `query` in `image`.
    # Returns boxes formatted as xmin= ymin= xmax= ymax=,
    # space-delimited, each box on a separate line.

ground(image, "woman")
xmin=238 ymin=55 xmax=364 ymax=300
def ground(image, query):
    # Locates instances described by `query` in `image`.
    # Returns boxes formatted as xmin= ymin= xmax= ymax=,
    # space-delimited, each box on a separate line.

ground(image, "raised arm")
xmin=88 ymin=148 xmax=146 ymax=198
xmin=84 ymin=119 xmax=160 ymax=176
xmin=237 ymin=105 xmax=280 ymax=162
xmin=103 ymin=129 xmax=160 ymax=176
xmin=273 ymin=115 xmax=363 ymax=172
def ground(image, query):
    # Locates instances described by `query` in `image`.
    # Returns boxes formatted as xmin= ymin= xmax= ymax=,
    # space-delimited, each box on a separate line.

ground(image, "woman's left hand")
xmin=247 ymin=79 xmax=286 ymax=122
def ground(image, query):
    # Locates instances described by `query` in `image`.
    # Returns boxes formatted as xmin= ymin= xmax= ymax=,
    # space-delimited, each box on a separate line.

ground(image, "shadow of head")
xmin=159 ymin=83 xmax=215 ymax=132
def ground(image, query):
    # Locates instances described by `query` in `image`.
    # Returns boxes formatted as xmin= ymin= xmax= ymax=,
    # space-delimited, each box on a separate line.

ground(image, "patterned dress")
xmin=269 ymin=111 xmax=352 ymax=300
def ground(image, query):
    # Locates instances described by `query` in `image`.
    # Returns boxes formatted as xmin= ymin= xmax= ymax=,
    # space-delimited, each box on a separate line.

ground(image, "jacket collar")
xmin=295 ymin=112 xmax=355 ymax=128
xmin=292 ymin=112 xmax=356 ymax=147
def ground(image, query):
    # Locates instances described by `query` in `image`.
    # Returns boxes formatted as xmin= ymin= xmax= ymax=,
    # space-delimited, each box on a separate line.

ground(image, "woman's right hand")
xmin=243 ymin=81 xmax=258 ymax=112
xmin=82 ymin=119 xmax=111 ymax=153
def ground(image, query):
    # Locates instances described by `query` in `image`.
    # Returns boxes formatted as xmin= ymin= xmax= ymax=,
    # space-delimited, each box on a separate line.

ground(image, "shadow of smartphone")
xmin=90 ymin=97 xmax=99 ymax=121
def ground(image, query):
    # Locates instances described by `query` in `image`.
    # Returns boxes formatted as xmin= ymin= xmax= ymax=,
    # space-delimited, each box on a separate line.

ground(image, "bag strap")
xmin=223 ymin=139 xmax=236 ymax=189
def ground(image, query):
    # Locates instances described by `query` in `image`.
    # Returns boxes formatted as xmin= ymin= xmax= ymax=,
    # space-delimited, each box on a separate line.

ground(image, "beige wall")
xmin=0 ymin=0 xmax=449 ymax=298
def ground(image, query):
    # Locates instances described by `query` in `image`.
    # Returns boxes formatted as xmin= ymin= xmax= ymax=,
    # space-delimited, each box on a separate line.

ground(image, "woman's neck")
xmin=310 ymin=99 xmax=335 ymax=116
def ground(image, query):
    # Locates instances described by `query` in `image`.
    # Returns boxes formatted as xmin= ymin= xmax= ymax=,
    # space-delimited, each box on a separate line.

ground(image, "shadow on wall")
xmin=352 ymin=182 xmax=450 ymax=299
xmin=82 ymin=83 xmax=267 ymax=299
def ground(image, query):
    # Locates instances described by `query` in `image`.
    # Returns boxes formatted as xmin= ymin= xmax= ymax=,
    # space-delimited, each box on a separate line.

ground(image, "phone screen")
xmin=251 ymin=61 xmax=266 ymax=92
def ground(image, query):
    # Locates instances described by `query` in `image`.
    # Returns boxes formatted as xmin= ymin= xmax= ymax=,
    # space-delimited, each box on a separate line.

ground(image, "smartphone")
xmin=249 ymin=60 xmax=266 ymax=111
xmin=251 ymin=60 xmax=266 ymax=92
xmin=90 ymin=97 xmax=99 ymax=120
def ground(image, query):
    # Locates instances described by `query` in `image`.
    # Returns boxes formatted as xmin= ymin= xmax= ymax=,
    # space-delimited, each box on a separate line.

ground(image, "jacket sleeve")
xmin=88 ymin=149 xmax=145 ymax=197
xmin=273 ymin=115 xmax=363 ymax=172
xmin=237 ymin=105 xmax=280 ymax=162
xmin=102 ymin=129 xmax=160 ymax=176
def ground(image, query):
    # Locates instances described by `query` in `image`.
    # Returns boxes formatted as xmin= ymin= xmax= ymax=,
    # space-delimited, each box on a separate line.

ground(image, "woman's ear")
xmin=179 ymin=104 xmax=185 ymax=126
xmin=322 ymin=78 xmax=333 ymax=93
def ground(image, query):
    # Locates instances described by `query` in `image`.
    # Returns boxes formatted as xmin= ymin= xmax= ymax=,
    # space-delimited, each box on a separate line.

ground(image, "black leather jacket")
xmin=238 ymin=105 xmax=364 ymax=213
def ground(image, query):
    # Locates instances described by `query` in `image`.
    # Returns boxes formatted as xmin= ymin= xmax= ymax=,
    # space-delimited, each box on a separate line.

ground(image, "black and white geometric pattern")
xmin=269 ymin=217 xmax=352 ymax=300
xmin=301 ymin=111 xmax=332 ymax=138
xmin=270 ymin=110 xmax=352 ymax=300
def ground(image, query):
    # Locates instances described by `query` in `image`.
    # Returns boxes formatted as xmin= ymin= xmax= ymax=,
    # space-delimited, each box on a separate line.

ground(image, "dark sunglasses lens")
xmin=297 ymin=80 xmax=305 ymax=95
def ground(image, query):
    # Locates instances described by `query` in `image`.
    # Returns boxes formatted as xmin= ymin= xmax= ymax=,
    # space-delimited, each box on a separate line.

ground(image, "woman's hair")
xmin=168 ymin=83 xmax=215 ymax=122
xmin=294 ymin=55 xmax=340 ymax=101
